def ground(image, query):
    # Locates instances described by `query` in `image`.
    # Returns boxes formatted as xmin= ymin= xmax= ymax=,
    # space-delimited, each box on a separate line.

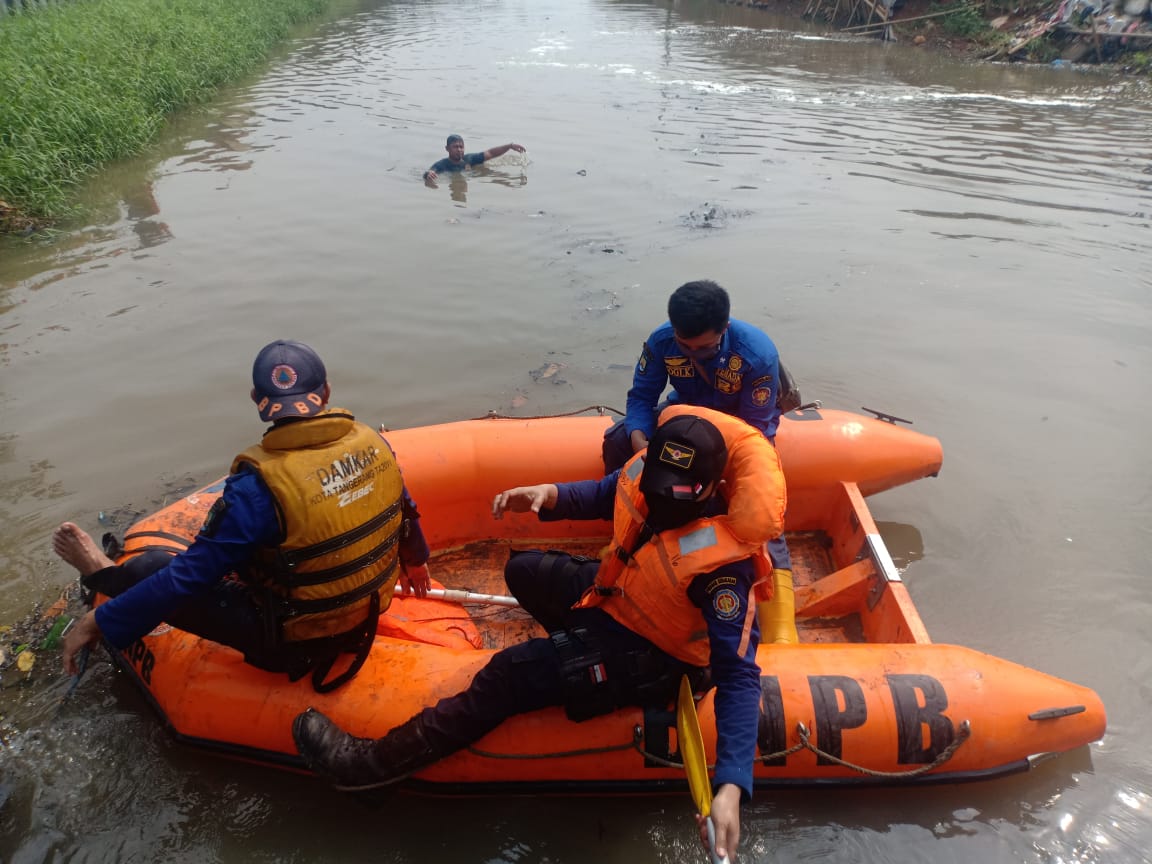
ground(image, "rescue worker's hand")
xmin=696 ymin=782 xmax=741 ymax=861
xmin=492 ymin=485 xmax=558 ymax=518
xmin=424 ymin=170 xmax=438 ymax=185
xmin=399 ymin=562 xmax=431 ymax=599
xmin=629 ymin=429 xmax=649 ymax=453
xmin=62 ymin=610 xmax=102 ymax=676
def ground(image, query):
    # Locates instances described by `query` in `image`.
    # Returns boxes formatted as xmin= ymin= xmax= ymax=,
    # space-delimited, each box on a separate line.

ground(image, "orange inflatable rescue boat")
xmin=97 ymin=407 xmax=1106 ymax=792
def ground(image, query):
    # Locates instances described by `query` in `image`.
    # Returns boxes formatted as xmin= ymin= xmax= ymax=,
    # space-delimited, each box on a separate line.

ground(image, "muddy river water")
xmin=1 ymin=0 xmax=1149 ymax=860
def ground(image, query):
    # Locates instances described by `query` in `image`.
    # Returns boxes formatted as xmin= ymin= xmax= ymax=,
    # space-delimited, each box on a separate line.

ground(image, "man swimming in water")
xmin=423 ymin=134 xmax=525 ymax=183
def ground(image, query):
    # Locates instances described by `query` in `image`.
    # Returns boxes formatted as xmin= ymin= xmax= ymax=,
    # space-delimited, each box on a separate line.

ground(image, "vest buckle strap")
xmin=279 ymin=499 xmax=402 ymax=568
xmin=594 ymin=585 xmax=622 ymax=597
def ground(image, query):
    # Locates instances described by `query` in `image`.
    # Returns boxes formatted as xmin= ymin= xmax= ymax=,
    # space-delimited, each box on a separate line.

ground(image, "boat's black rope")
xmin=470 ymin=405 xmax=624 ymax=421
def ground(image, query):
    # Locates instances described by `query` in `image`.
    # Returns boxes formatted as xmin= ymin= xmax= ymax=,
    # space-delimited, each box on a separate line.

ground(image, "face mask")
xmin=674 ymin=329 xmax=725 ymax=363
xmin=644 ymin=494 xmax=708 ymax=530
xmin=682 ymin=344 xmax=721 ymax=363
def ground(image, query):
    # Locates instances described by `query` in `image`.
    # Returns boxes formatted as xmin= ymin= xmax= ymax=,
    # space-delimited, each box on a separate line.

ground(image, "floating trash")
xmin=529 ymin=362 xmax=566 ymax=382
xmin=16 ymin=649 xmax=35 ymax=674
xmin=39 ymin=615 xmax=74 ymax=650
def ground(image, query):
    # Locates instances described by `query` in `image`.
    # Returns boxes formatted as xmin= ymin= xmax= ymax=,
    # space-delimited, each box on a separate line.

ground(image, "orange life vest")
xmin=232 ymin=409 xmax=406 ymax=643
xmin=576 ymin=407 xmax=786 ymax=665
xmin=658 ymin=404 xmax=787 ymax=544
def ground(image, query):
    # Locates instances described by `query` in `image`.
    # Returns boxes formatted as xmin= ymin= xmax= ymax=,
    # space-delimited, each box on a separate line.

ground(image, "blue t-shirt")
xmin=95 ymin=462 xmax=430 ymax=649
xmin=625 ymin=318 xmax=782 ymax=440
xmin=541 ymin=472 xmax=762 ymax=800
xmin=425 ymin=152 xmax=485 ymax=175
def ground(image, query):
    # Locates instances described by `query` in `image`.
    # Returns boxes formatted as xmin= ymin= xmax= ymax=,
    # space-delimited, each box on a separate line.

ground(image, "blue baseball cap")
xmin=252 ymin=340 xmax=328 ymax=422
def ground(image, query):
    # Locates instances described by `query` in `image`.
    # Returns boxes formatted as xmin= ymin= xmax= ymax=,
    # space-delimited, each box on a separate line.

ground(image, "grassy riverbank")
xmin=0 ymin=0 xmax=327 ymax=233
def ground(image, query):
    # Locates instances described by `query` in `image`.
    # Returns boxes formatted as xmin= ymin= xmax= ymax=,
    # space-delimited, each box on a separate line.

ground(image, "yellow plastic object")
xmin=677 ymin=677 xmax=729 ymax=864
xmin=757 ymin=568 xmax=799 ymax=644
xmin=16 ymin=649 xmax=36 ymax=673
xmin=677 ymin=676 xmax=712 ymax=818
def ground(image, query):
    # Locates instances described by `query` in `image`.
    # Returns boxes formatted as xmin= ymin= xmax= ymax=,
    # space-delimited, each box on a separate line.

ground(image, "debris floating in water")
xmin=1 ymin=582 xmax=86 ymax=683
xmin=529 ymin=362 xmax=566 ymax=382
xmin=16 ymin=649 xmax=35 ymax=674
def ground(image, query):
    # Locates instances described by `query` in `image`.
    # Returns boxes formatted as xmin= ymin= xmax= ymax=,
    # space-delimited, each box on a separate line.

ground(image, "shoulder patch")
xmin=638 ymin=343 xmax=652 ymax=374
xmin=711 ymin=588 xmax=742 ymax=621
xmin=199 ymin=497 xmax=228 ymax=537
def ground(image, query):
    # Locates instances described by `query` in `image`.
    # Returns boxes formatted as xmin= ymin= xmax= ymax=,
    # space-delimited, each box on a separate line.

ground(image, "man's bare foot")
xmin=52 ymin=522 xmax=115 ymax=577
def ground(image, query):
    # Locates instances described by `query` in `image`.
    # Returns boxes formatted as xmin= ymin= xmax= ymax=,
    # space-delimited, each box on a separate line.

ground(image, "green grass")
xmin=0 ymin=0 xmax=326 ymax=227
xmin=1123 ymin=50 xmax=1152 ymax=74
xmin=927 ymin=2 xmax=990 ymax=38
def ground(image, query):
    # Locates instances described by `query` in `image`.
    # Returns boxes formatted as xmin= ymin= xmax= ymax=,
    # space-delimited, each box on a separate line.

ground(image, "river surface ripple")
xmin=1 ymin=1 xmax=1149 ymax=861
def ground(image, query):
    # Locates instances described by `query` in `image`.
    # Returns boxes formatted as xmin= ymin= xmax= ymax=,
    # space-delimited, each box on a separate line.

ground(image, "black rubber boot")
xmin=292 ymin=708 xmax=437 ymax=792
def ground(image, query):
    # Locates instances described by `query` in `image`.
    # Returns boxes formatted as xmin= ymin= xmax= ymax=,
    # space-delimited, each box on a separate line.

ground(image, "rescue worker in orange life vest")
xmin=293 ymin=408 xmax=786 ymax=862
xmin=601 ymin=279 xmax=798 ymax=643
xmin=55 ymin=340 xmax=432 ymax=692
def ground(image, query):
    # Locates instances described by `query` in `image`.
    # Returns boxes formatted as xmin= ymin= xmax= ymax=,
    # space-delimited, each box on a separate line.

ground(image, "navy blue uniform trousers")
xmin=86 ymin=551 xmax=327 ymax=675
xmin=414 ymin=550 xmax=691 ymax=751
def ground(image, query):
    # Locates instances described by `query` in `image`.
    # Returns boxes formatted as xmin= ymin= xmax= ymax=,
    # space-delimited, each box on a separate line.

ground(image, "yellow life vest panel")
xmin=576 ymin=407 xmax=786 ymax=665
xmin=231 ymin=409 xmax=406 ymax=643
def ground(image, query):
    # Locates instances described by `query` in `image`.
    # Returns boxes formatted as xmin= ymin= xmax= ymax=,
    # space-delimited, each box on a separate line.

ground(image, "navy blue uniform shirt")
xmin=626 ymin=318 xmax=782 ymax=441
xmin=95 ymin=465 xmax=430 ymax=649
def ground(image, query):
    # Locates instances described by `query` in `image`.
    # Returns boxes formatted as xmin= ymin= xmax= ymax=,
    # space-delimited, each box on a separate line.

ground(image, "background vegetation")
xmin=0 ymin=0 xmax=326 ymax=228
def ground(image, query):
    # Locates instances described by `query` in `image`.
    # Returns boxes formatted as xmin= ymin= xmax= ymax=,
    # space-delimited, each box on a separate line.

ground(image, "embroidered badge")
xmin=712 ymin=588 xmax=742 ymax=621
xmin=638 ymin=344 xmax=651 ymax=374
xmin=659 ymin=441 xmax=695 ymax=470
xmin=729 ymin=356 xmax=743 ymax=372
xmin=715 ymin=368 xmax=743 ymax=394
xmin=270 ymin=364 xmax=298 ymax=390
xmin=752 ymin=387 xmax=771 ymax=406
xmin=199 ymin=497 xmax=228 ymax=537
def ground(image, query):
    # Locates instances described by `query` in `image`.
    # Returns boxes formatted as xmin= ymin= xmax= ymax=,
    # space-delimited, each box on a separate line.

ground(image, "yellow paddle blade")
xmin=676 ymin=675 xmax=712 ymax=819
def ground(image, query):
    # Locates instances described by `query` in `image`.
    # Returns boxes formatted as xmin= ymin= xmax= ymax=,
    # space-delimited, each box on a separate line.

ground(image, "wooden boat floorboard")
xmin=428 ymin=530 xmax=863 ymax=647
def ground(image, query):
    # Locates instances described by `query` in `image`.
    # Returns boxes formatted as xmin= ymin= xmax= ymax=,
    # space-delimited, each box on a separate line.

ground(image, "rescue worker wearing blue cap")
xmin=54 ymin=339 xmax=431 ymax=692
